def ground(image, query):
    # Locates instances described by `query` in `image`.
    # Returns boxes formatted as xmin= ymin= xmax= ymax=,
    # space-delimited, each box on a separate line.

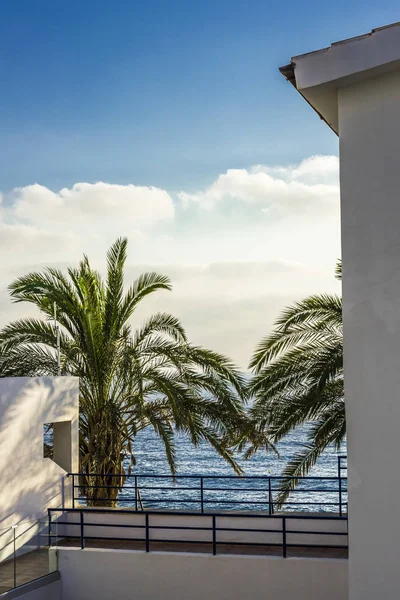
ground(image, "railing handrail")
xmin=69 ymin=466 xmax=348 ymax=514
xmin=48 ymin=506 xmax=348 ymax=560
xmin=49 ymin=506 xmax=347 ymax=520
xmin=69 ymin=473 xmax=345 ymax=480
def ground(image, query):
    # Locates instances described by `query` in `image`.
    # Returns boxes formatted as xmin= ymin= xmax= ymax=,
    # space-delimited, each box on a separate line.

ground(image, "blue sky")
xmin=1 ymin=0 xmax=398 ymax=192
xmin=0 ymin=2 xmax=397 ymax=366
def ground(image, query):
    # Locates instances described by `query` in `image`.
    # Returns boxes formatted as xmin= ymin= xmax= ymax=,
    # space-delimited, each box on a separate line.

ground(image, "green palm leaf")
xmin=248 ymin=260 xmax=344 ymax=505
xmin=0 ymin=237 xmax=252 ymax=506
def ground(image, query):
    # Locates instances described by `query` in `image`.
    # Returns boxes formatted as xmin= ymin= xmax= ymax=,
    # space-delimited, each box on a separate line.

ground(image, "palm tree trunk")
xmin=81 ymin=413 xmax=125 ymax=507
xmin=84 ymin=472 xmax=121 ymax=508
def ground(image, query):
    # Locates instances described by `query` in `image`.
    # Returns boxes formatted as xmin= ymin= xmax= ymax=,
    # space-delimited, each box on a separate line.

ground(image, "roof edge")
xmin=278 ymin=63 xmax=337 ymax=135
xmin=279 ymin=63 xmax=296 ymax=86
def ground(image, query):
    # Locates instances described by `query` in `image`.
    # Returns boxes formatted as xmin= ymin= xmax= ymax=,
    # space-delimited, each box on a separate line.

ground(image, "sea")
xmin=116 ymin=426 xmax=347 ymax=513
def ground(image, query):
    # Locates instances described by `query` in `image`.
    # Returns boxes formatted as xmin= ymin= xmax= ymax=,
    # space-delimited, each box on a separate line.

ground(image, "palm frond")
xmin=248 ymin=263 xmax=345 ymax=496
xmin=1 ymin=237 xmax=249 ymax=505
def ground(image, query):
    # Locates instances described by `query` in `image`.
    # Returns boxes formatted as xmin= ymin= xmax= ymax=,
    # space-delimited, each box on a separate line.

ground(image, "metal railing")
xmin=48 ymin=507 xmax=348 ymax=559
xmin=69 ymin=460 xmax=348 ymax=514
xmin=0 ymin=519 xmax=57 ymax=594
xmin=337 ymin=455 xmax=347 ymax=517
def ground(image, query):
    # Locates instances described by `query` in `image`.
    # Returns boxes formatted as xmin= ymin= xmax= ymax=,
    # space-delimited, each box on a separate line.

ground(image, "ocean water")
xmin=116 ymin=426 xmax=347 ymax=513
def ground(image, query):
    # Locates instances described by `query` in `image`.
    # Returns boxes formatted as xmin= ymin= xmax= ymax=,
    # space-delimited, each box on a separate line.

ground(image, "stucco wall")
xmin=338 ymin=69 xmax=400 ymax=600
xmin=57 ymin=547 xmax=348 ymax=600
xmin=0 ymin=377 xmax=79 ymax=558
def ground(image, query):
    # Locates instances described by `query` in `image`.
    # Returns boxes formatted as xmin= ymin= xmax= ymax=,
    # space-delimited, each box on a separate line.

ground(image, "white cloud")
xmin=258 ymin=155 xmax=339 ymax=185
xmin=178 ymin=155 xmax=339 ymax=215
xmin=0 ymin=157 xmax=341 ymax=368
xmin=286 ymin=155 xmax=339 ymax=184
xmin=8 ymin=181 xmax=174 ymax=230
xmin=0 ymin=181 xmax=175 ymax=270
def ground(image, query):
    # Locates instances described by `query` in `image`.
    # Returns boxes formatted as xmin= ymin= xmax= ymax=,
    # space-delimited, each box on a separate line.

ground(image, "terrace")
xmin=1 ymin=460 xmax=348 ymax=596
xmin=0 ymin=371 xmax=347 ymax=597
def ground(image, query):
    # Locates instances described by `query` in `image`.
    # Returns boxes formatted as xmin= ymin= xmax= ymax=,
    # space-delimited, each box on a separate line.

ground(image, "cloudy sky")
xmin=1 ymin=155 xmax=340 ymax=368
xmin=0 ymin=1 xmax=397 ymax=369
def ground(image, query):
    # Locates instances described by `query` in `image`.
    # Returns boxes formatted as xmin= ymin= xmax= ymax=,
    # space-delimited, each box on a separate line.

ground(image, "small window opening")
xmin=44 ymin=423 xmax=54 ymax=459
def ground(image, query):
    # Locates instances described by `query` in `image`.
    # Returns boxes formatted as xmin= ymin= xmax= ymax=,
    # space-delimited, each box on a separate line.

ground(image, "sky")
xmin=0 ymin=1 xmax=398 ymax=369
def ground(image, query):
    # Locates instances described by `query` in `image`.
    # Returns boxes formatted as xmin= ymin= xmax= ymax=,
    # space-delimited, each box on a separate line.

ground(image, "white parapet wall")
xmin=0 ymin=377 xmax=79 ymax=560
xmin=57 ymin=547 xmax=348 ymax=600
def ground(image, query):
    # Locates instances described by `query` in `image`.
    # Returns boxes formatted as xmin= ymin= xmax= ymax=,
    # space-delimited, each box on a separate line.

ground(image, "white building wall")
xmin=57 ymin=547 xmax=348 ymax=600
xmin=338 ymin=70 xmax=400 ymax=600
xmin=0 ymin=377 xmax=79 ymax=559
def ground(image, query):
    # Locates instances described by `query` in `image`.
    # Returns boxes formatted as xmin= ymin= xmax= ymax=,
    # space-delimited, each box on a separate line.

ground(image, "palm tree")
xmin=0 ymin=238 xmax=249 ymax=506
xmin=248 ymin=262 xmax=344 ymax=504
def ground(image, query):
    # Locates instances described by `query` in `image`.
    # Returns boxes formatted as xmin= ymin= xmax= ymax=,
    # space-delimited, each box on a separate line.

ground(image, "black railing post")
xmin=268 ymin=477 xmax=273 ymax=515
xmin=338 ymin=472 xmax=343 ymax=517
xmin=135 ymin=476 xmax=138 ymax=512
xmin=200 ymin=477 xmax=204 ymax=514
xmin=80 ymin=511 xmax=85 ymax=549
xmin=13 ymin=526 xmax=17 ymax=588
xmin=145 ymin=513 xmax=150 ymax=552
xmin=72 ymin=474 xmax=75 ymax=509
xmin=282 ymin=517 xmax=287 ymax=558
xmin=48 ymin=509 xmax=52 ymax=548
xmin=212 ymin=515 xmax=216 ymax=555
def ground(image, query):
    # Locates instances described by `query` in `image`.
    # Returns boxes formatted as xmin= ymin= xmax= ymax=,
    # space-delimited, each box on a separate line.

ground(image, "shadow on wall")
xmin=0 ymin=377 xmax=79 ymax=534
xmin=0 ymin=516 xmax=50 ymax=562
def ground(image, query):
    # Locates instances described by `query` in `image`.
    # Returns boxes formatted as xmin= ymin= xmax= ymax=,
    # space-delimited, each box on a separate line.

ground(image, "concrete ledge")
xmin=0 ymin=572 xmax=60 ymax=598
